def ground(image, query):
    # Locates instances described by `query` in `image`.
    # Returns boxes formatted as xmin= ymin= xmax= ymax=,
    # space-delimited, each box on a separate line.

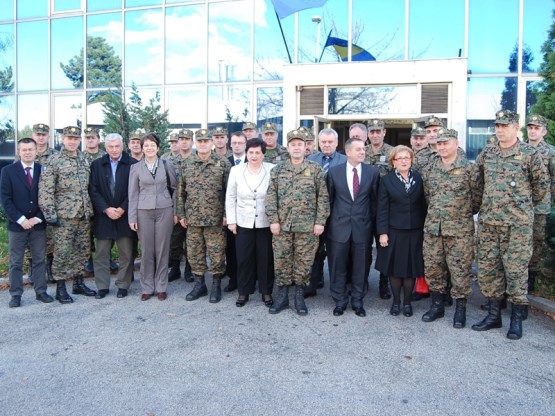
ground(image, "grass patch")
xmin=0 ymin=222 xmax=8 ymax=277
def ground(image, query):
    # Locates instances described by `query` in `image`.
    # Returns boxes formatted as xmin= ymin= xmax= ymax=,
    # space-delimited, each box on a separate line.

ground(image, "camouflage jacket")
xmin=39 ymin=148 xmax=92 ymax=221
xmin=177 ymin=153 xmax=231 ymax=226
xmin=264 ymin=144 xmax=289 ymax=164
xmin=166 ymin=153 xmax=193 ymax=180
xmin=364 ymin=142 xmax=393 ymax=177
xmin=476 ymin=140 xmax=549 ymax=226
xmin=533 ymin=140 xmax=555 ymax=214
xmin=414 ymin=146 xmax=466 ymax=175
xmin=84 ymin=149 xmax=107 ymax=165
xmin=423 ymin=155 xmax=481 ymax=237
xmin=266 ymin=159 xmax=330 ymax=232
xmin=15 ymin=146 xmax=57 ymax=166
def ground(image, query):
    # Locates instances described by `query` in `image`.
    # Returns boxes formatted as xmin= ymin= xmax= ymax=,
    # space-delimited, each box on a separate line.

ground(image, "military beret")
xmin=436 ymin=128 xmax=458 ymax=142
xmin=411 ymin=126 xmax=426 ymax=137
xmin=261 ymin=122 xmax=277 ymax=133
xmin=33 ymin=123 xmax=49 ymax=134
xmin=195 ymin=128 xmax=212 ymax=140
xmin=495 ymin=110 xmax=519 ymax=125
xmin=177 ymin=128 xmax=194 ymax=139
xmin=242 ymin=122 xmax=258 ymax=131
xmin=286 ymin=129 xmax=305 ymax=143
xmin=212 ymin=126 xmax=228 ymax=136
xmin=367 ymin=119 xmax=385 ymax=130
xmin=168 ymin=133 xmax=179 ymax=142
xmin=298 ymin=126 xmax=314 ymax=141
xmin=526 ymin=114 xmax=547 ymax=127
xmin=424 ymin=116 xmax=444 ymax=128
xmin=83 ymin=127 xmax=99 ymax=137
xmin=130 ymin=129 xmax=146 ymax=140
xmin=62 ymin=125 xmax=81 ymax=137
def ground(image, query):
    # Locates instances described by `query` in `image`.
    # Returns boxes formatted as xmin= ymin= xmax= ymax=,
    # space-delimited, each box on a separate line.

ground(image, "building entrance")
xmin=330 ymin=120 xmax=412 ymax=152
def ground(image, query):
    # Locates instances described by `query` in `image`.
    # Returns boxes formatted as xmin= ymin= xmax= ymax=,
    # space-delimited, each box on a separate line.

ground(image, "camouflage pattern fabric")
xmin=273 ymin=232 xmax=319 ymax=286
xmin=264 ymin=144 xmax=289 ymax=164
xmin=414 ymin=146 xmax=467 ymax=175
xmin=186 ymin=225 xmax=226 ymax=276
xmin=533 ymin=141 xmax=555 ymax=214
xmin=84 ymin=149 xmax=106 ymax=165
xmin=50 ymin=218 xmax=90 ymax=279
xmin=364 ymin=142 xmax=393 ymax=177
xmin=36 ymin=147 xmax=58 ymax=166
xmin=529 ymin=214 xmax=547 ymax=274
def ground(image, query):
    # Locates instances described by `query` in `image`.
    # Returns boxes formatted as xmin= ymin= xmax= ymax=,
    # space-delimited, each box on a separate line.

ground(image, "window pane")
xmin=166 ymin=0 xmax=197 ymax=3
xmin=409 ymin=0 xmax=464 ymax=59
xmin=87 ymin=13 xmax=123 ymax=89
xmin=86 ymin=91 xmax=108 ymax=130
xmin=87 ymin=0 xmax=122 ymax=12
xmin=329 ymin=85 xmax=417 ymax=115
xmin=53 ymin=94 xmax=83 ymax=148
xmin=469 ymin=0 xmax=519 ymax=73
xmin=167 ymin=88 xmax=204 ymax=128
xmin=208 ymin=0 xmax=252 ymax=82
xmin=0 ymin=24 xmax=14 ymax=93
xmin=52 ymin=17 xmax=85 ymax=90
xmin=353 ymin=0 xmax=404 ymax=61
xmin=54 ymin=0 xmax=82 ymax=12
xmin=166 ymin=5 xmax=205 ymax=85
xmin=0 ymin=94 xmax=15 ymax=158
xmin=522 ymin=0 xmax=553 ymax=73
xmin=0 ymin=0 xmax=14 ymax=22
xmin=17 ymin=20 xmax=49 ymax=91
xmin=257 ymin=86 xmax=283 ymax=143
xmin=254 ymin=0 xmax=288 ymax=80
xmin=208 ymin=85 xmax=251 ymax=128
xmin=125 ymin=9 xmax=163 ymax=86
xmin=125 ymin=0 xmax=161 ymax=8
xmin=17 ymin=0 xmax=48 ymax=19
xmin=17 ymin=94 xmax=49 ymax=137
xmin=526 ymin=80 xmax=541 ymax=119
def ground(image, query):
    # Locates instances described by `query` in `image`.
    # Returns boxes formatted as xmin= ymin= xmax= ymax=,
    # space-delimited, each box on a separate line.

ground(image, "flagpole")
xmin=275 ymin=12 xmax=293 ymax=64
xmin=318 ymin=30 xmax=332 ymax=62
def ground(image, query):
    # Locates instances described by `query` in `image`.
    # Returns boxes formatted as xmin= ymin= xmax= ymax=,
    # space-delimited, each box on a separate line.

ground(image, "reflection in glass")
xmin=86 ymin=91 xmax=108 ymax=130
xmin=523 ymin=0 xmax=552 ymax=73
xmin=167 ymin=88 xmax=204 ymax=127
xmin=0 ymin=24 xmax=14 ymax=92
xmin=208 ymin=85 xmax=251 ymax=128
xmin=469 ymin=0 xmax=519 ymax=73
xmin=328 ymin=86 xmax=417 ymax=115
xmin=166 ymin=5 xmax=206 ymax=84
xmin=254 ymin=0 xmax=289 ymax=80
xmin=17 ymin=0 xmax=48 ymax=19
xmin=0 ymin=94 xmax=15 ymax=158
xmin=526 ymin=80 xmax=541 ymax=118
xmin=52 ymin=17 xmax=84 ymax=90
xmin=53 ymin=94 xmax=83 ymax=148
xmin=125 ymin=0 xmax=162 ymax=8
xmin=208 ymin=0 xmax=252 ymax=82
xmin=17 ymin=94 xmax=49 ymax=137
xmin=257 ymin=87 xmax=282 ymax=121
xmin=17 ymin=20 xmax=49 ymax=91
xmin=54 ymin=0 xmax=82 ymax=13
xmin=0 ymin=0 xmax=14 ymax=22
xmin=125 ymin=9 xmax=163 ymax=86
xmin=87 ymin=0 xmax=121 ymax=12
xmin=353 ymin=0 xmax=404 ymax=61
xmin=87 ymin=13 xmax=123 ymax=89
xmin=409 ymin=0 xmax=464 ymax=59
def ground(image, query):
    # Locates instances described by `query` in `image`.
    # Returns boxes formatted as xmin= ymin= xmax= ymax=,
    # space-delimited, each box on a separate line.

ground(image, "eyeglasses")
xmin=394 ymin=157 xmax=411 ymax=161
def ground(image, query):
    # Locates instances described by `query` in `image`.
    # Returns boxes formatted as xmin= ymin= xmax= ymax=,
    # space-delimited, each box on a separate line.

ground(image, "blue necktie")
xmin=322 ymin=156 xmax=330 ymax=173
xmin=235 ymin=159 xmax=240 ymax=165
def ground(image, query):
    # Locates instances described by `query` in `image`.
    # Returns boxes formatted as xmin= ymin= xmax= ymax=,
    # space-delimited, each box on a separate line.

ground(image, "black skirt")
xmin=375 ymin=227 xmax=424 ymax=278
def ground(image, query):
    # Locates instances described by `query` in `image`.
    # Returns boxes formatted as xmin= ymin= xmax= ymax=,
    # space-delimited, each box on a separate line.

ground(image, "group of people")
xmin=1 ymin=110 xmax=553 ymax=342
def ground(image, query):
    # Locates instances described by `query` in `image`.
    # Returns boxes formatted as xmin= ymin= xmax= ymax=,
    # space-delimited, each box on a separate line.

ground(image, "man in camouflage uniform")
xmin=128 ymin=129 xmax=145 ymax=161
xmin=167 ymin=129 xmax=195 ymax=283
xmin=298 ymin=126 xmax=315 ymax=156
xmin=414 ymin=116 xmax=443 ymax=174
xmin=526 ymin=115 xmax=554 ymax=293
xmin=262 ymin=122 xmax=288 ymax=163
xmin=242 ymin=121 xmax=259 ymax=140
xmin=472 ymin=110 xmax=549 ymax=340
xmin=161 ymin=133 xmax=180 ymax=160
xmin=266 ymin=129 xmax=329 ymax=315
xmin=178 ymin=128 xmax=231 ymax=303
xmin=410 ymin=127 xmax=428 ymax=164
xmin=39 ymin=126 xmax=97 ymax=303
xmin=212 ymin=126 xmax=233 ymax=159
xmin=421 ymin=129 xmax=481 ymax=328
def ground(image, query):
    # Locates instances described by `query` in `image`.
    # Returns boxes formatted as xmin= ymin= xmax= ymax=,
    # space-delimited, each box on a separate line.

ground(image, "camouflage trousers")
xmin=273 ymin=231 xmax=318 ymax=287
xmin=169 ymin=222 xmax=188 ymax=262
xmin=186 ymin=225 xmax=226 ymax=277
xmin=52 ymin=217 xmax=91 ymax=279
xmin=423 ymin=232 xmax=474 ymax=298
xmin=529 ymin=214 xmax=547 ymax=273
xmin=477 ymin=223 xmax=532 ymax=305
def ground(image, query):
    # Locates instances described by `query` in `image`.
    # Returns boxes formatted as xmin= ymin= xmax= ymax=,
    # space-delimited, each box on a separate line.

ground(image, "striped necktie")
xmin=322 ymin=156 xmax=330 ymax=173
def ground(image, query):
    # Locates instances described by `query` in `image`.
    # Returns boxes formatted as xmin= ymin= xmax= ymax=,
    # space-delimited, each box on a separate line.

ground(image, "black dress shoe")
xmin=317 ymin=280 xmax=324 ymax=289
xmin=223 ymin=283 xmax=237 ymax=292
xmin=236 ymin=295 xmax=249 ymax=307
xmin=117 ymin=289 xmax=128 ymax=298
xmin=95 ymin=289 xmax=109 ymax=299
xmin=333 ymin=306 xmax=345 ymax=316
xmin=35 ymin=292 xmax=54 ymax=303
xmin=403 ymin=305 xmax=413 ymax=317
xmin=390 ymin=303 xmax=401 ymax=316
xmin=9 ymin=296 xmax=21 ymax=308
xmin=262 ymin=295 xmax=273 ymax=307
xmin=353 ymin=307 xmax=366 ymax=317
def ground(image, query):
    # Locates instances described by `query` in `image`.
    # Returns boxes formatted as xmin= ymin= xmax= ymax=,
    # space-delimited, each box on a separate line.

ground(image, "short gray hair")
xmin=349 ymin=123 xmax=367 ymax=135
xmin=318 ymin=128 xmax=338 ymax=141
xmin=105 ymin=133 xmax=123 ymax=144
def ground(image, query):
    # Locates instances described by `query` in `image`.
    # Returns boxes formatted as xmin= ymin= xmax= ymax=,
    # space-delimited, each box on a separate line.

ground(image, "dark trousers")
xmin=328 ymin=238 xmax=371 ymax=308
xmin=236 ymin=226 xmax=274 ymax=296
xmin=9 ymin=228 xmax=47 ymax=297
xmin=226 ymin=228 xmax=237 ymax=283
xmin=306 ymin=235 xmax=326 ymax=293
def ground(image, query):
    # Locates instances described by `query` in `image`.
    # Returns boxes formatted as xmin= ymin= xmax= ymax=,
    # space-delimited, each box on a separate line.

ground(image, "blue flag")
xmin=324 ymin=36 xmax=376 ymax=62
xmin=271 ymin=0 xmax=329 ymax=19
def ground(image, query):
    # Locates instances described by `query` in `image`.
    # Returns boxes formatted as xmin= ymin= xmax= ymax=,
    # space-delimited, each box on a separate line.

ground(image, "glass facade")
xmin=0 ymin=0 xmax=552 ymax=159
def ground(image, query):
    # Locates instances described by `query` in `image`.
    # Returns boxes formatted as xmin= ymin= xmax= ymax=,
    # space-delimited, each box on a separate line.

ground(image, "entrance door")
xmin=330 ymin=120 xmax=412 ymax=151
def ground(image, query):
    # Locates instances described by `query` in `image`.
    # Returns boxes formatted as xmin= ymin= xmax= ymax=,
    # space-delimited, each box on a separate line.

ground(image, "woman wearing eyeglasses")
xmin=375 ymin=145 xmax=427 ymax=317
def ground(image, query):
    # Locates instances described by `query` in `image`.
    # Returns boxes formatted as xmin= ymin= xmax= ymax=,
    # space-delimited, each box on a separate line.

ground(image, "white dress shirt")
xmin=17 ymin=161 xmax=42 ymax=225
xmin=346 ymin=161 xmax=362 ymax=201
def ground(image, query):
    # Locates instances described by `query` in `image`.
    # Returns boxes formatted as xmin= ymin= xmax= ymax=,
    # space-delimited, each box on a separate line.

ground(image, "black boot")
xmin=422 ymin=292 xmax=445 ymax=322
xmin=453 ymin=298 xmax=467 ymax=329
xmin=444 ymin=290 xmax=453 ymax=307
xmin=379 ymin=273 xmax=391 ymax=299
xmin=507 ymin=304 xmax=525 ymax=340
xmin=294 ymin=285 xmax=308 ymax=315
xmin=55 ymin=280 xmax=74 ymax=304
xmin=168 ymin=260 xmax=181 ymax=282
xmin=184 ymin=261 xmax=194 ymax=283
xmin=480 ymin=296 xmax=507 ymax=310
xmin=411 ymin=292 xmax=430 ymax=301
xmin=46 ymin=254 xmax=55 ymax=283
xmin=528 ymin=271 xmax=537 ymax=292
xmin=472 ymin=299 xmax=502 ymax=331
xmin=209 ymin=275 xmax=222 ymax=303
xmin=72 ymin=274 xmax=97 ymax=296
xmin=522 ymin=305 xmax=528 ymax=320
xmin=186 ymin=275 xmax=207 ymax=301
xmin=269 ymin=285 xmax=289 ymax=314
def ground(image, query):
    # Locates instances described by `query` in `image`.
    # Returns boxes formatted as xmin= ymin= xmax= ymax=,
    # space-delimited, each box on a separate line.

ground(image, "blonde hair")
xmin=388 ymin=145 xmax=414 ymax=166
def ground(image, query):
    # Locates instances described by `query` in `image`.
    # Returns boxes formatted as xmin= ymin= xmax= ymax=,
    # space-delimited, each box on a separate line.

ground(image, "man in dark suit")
xmin=89 ymin=133 xmax=138 ymax=299
xmin=326 ymin=138 xmax=379 ymax=317
xmin=0 ymin=138 xmax=54 ymax=307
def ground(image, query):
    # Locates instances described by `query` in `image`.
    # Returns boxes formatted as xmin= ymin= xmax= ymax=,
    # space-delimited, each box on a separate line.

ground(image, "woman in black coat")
xmin=376 ymin=145 xmax=427 ymax=317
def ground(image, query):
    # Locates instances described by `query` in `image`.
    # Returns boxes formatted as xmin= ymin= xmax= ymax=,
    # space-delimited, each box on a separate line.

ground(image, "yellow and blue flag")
xmin=324 ymin=36 xmax=376 ymax=62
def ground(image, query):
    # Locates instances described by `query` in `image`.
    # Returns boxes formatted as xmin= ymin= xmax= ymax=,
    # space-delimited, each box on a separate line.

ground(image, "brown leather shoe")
xmin=157 ymin=292 xmax=167 ymax=301
xmin=141 ymin=293 xmax=152 ymax=301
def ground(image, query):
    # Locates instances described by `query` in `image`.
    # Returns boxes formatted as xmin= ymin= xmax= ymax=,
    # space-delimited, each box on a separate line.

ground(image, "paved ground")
xmin=0 ymin=264 xmax=554 ymax=416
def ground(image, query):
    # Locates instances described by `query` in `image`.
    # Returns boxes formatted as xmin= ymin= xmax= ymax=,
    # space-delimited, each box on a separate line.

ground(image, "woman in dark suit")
xmin=128 ymin=133 xmax=177 ymax=301
xmin=376 ymin=145 xmax=426 ymax=317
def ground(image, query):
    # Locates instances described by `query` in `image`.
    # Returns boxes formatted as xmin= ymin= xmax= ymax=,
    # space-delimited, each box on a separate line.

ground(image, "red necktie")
xmin=353 ymin=167 xmax=359 ymax=200
xmin=25 ymin=167 xmax=32 ymax=186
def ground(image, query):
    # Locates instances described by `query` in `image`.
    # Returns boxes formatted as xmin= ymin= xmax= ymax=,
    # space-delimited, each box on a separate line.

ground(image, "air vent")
xmin=421 ymin=84 xmax=448 ymax=114
xmin=300 ymin=87 xmax=324 ymax=115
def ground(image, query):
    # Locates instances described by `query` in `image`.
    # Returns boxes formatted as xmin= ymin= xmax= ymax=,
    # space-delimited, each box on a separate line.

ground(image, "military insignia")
xmin=514 ymin=154 xmax=522 ymax=160
xmin=379 ymin=156 xmax=386 ymax=162
xmin=304 ymin=168 xmax=311 ymax=176
xmin=39 ymin=124 xmax=43 ymax=128
xmin=451 ymin=168 xmax=463 ymax=175
xmin=532 ymin=116 xmax=538 ymax=121
xmin=498 ymin=111 xmax=504 ymax=117
xmin=276 ymin=156 xmax=281 ymax=161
